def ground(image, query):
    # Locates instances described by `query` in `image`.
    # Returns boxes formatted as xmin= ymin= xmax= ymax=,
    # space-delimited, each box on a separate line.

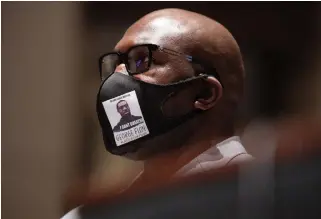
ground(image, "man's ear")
xmin=194 ymin=76 xmax=223 ymax=110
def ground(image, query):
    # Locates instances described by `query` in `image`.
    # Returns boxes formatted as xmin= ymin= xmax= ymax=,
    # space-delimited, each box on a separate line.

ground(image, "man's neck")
xmin=122 ymin=113 xmax=132 ymax=119
xmin=142 ymin=122 xmax=234 ymax=181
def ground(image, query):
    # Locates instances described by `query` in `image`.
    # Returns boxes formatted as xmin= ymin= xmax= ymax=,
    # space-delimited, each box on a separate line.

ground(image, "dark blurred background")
xmin=2 ymin=2 xmax=321 ymax=219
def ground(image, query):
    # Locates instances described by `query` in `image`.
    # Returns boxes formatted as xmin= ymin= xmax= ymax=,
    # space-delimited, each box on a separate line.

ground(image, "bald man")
xmin=62 ymin=8 xmax=253 ymax=219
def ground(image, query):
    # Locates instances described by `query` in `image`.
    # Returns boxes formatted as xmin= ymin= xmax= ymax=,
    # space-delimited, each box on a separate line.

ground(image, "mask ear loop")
xmin=160 ymin=91 xmax=180 ymax=120
xmin=191 ymin=59 xmax=223 ymax=88
xmin=160 ymin=75 xmax=207 ymax=119
xmin=199 ymin=74 xmax=222 ymax=100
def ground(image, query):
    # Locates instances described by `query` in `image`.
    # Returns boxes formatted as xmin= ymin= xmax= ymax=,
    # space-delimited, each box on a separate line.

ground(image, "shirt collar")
xmin=175 ymin=136 xmax=248 ymax=176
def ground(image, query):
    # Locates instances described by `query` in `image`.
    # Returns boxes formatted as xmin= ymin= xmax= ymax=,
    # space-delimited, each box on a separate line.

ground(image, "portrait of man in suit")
xmin=113 ymin=99 xmax=143 ymax=132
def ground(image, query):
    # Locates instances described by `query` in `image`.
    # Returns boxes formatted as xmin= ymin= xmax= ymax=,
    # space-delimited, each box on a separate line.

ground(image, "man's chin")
xmin=123 ymin=139 xmax=179 ymax=161
xmin=121 ymin=141 xmax=146 ymax=161
xmin=122 ymin=144 xmax=152 ymax=161
xmin=122 ymin=124 xmax=190 ymax=160
xmin=123 ymin=152 xmax=144 ymax=161
xmin=124 ymin=150 xmax=165 ymax=161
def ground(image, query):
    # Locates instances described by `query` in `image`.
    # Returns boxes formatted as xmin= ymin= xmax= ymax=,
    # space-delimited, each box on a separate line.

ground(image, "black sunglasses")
xmin=98 ymin=44 xmax=221 ymax=82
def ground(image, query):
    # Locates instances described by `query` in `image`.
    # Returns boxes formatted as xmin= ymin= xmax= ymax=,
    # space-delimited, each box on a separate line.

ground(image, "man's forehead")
xmin=115 ymin=17 xmax=189 ymax=51
xmin=118 ymin=101 xmax=128 ymax=107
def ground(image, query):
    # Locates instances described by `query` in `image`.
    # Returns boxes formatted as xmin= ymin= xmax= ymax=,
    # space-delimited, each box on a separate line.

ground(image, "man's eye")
xmin=150 ymin=50 xmax=166 ymax=65
xmin=136 ymin=56 xmax=149 ymax=66
xmin=151 ymin=56 xmax=158 ymax=64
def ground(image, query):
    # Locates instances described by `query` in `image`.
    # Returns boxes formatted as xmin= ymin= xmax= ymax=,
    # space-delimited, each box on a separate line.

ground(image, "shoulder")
xmin=133 ymin=115 xmax=142 ymax=120
xmin=61 ymin=207 xmax=81 ymax=219
xmin=113 ymin=120 xmax=122 ymax=132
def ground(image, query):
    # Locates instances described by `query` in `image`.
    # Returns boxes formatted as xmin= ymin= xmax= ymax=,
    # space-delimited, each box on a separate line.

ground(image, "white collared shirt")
xmin=175 ymin=136 xmax=253 ymax=176
xmin=61 ymin=136 xmax=253 ymax=219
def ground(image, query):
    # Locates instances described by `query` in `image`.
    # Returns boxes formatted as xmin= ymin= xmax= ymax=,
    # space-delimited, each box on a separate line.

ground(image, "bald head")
xmin=116 ymin=9 xmax=244 ymax=117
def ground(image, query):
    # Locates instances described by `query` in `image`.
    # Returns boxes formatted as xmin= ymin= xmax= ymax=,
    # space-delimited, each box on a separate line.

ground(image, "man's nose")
xmin=115 ymin=64 xmax=129 ymax=75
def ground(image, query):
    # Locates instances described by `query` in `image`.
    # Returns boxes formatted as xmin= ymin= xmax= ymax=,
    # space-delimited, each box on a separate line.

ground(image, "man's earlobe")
xmin=194 ymin=76 xmax=222 ymax=110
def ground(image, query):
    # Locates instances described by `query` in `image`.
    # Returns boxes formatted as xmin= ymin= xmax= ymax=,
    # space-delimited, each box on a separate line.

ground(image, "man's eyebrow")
xmin=114 ymin=42 xmax=136 ymax=53
xmin=112 ymin=48 xmax=121 ymax=53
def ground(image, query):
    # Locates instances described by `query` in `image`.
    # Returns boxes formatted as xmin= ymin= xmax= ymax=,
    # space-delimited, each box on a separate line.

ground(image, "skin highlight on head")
xmin=113 ymin=9 xmax=245 ymax=180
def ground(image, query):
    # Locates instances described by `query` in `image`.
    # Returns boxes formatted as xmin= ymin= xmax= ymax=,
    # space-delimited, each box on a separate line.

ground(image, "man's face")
xmin=114 ymin=17 xmax=196 ymax=85
xmin=117 ymin=100 xmax=130 ymax=116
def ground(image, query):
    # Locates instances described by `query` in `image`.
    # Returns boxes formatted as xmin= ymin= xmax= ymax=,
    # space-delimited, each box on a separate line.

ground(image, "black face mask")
xmin=96 ymin=72 xmax=208 ymax=155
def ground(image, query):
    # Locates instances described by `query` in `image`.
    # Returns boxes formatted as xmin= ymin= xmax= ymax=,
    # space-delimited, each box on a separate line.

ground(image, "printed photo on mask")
xmin=102 ymin=91 xmax=149 ymax=146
